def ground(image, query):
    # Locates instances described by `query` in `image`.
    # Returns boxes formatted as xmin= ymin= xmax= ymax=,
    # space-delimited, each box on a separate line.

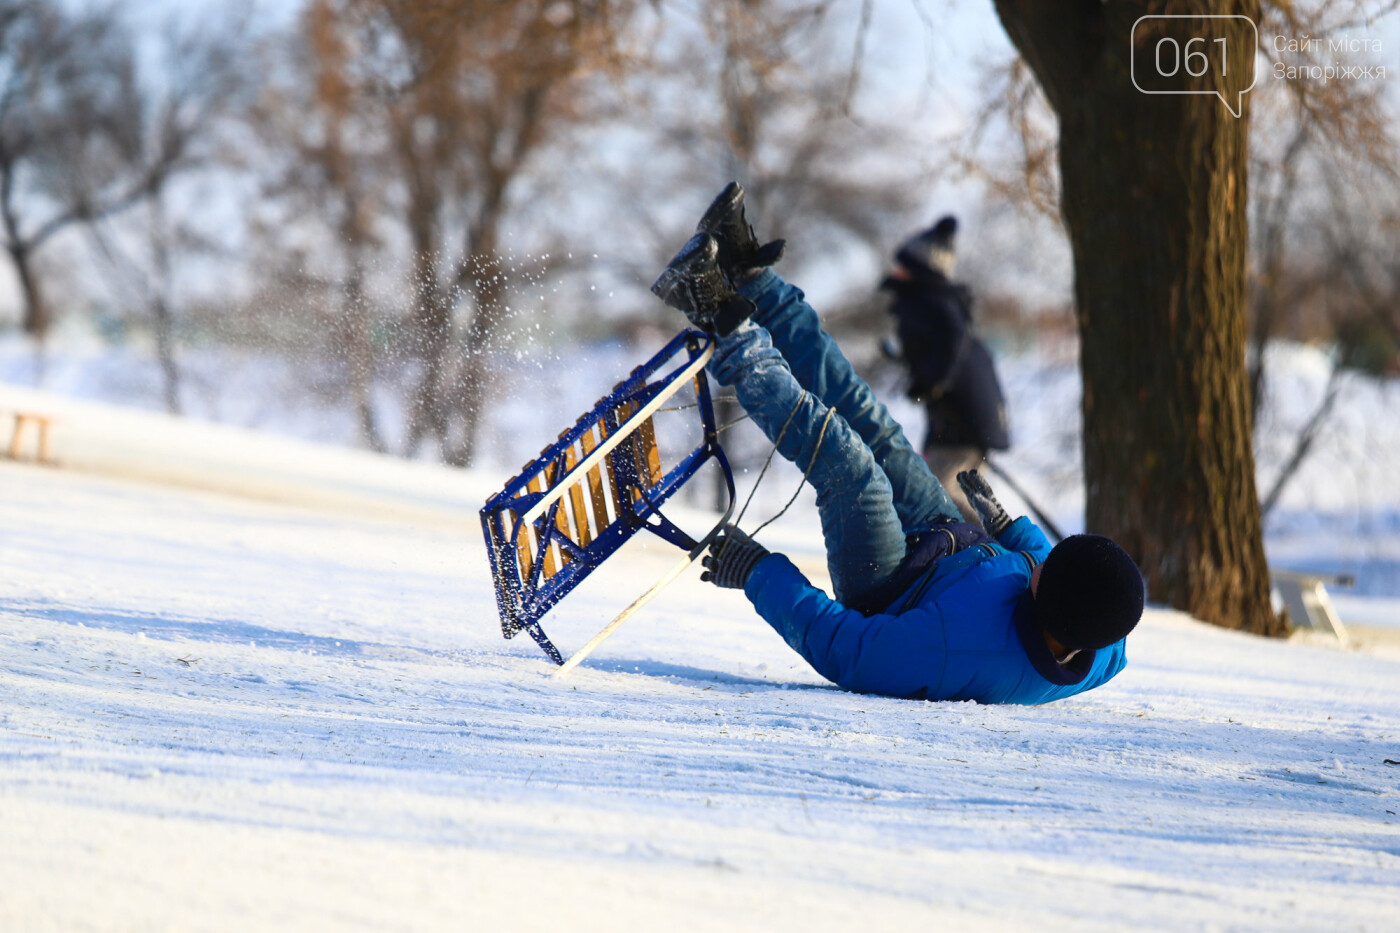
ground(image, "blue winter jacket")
xmin=744 ymin=516 xmax=1127 ymax=704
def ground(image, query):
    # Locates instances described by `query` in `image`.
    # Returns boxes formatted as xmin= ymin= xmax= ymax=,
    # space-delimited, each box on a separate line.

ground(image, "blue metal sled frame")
xmin=480 ymin=329 xmax=735 ymax=664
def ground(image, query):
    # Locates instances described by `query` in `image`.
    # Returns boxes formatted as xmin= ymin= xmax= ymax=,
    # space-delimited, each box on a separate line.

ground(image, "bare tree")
xmin=82 ymin=5 xmax=255 ymax=414
xmin=302 ymin=0 xmax=647 ymax=466
xmin=252 ymin=0 xmax=391 ymax=448
xmin=629 ymin=1 xmax=932 ymax=293
xmin=0 ymin=1 xmax=148 ymax=345
xmin=1246 ymin=1 xmax=1398 ymax=418
xmin=244 ymin=1 xmax=952 ymax=471
xmin=1233 ymin=3 xmax=1398 ymax=522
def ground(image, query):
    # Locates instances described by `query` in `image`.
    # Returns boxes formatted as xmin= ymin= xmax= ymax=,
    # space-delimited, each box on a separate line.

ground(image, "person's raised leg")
xmin=650 ymin=229 xmax=905 ymax=604
xmin=697 ymin=183 xmax=960 ymax=531
xmin=708 ymin=321 xmax=906 ymax=605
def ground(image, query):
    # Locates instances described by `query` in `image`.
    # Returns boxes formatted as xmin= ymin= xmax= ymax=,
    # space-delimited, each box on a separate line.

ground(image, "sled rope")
xmin=657 ymin=398 xmax=750 ymax=435
xmin=715 ymin=398 xmax=835 ymax=564
xmin=748 ymin=405 xmax=835 ymax=537
xmin=655 ymin=394 xmax=738 ymax=413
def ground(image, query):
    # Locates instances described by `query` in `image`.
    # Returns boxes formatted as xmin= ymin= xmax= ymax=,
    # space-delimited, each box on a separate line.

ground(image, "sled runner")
xmin=480 ymin=329 xmax=735 ymax=669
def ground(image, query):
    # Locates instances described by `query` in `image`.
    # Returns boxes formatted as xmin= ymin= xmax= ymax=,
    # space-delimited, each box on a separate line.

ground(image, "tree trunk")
xmin=994 ymin=0 xmax=1283 ymax=635
xmin=2 ymin=159 xmax=45 ymax=342
xmin=10 ymin=242 xmax=47 ymax=341
xmin=447 ymin=315 xmax=488 ymax=469
xmin=404 ymin=286 xmax=451 ymax=459
xmin=402 ymin=196 xmax=452 ymax=460
xmin=152 ymin=293 xmax=181 ymax=415
xmin=343 ymin=259 xmax=385 ymax=453
xmin=149 ymin=199 xmax=182 ymax=415
xmin=446 ymin=242 xmax=504 ymax=469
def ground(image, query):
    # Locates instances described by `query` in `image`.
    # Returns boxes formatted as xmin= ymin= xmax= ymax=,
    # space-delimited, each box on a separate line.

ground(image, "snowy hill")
xmin=2 ymin=380 xmax=1399 ymax=930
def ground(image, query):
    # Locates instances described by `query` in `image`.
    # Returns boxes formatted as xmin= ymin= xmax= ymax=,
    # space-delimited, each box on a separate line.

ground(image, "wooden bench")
xmin=6 ymin=411 xmax=55 ymax=465
xmin=1271 ymin=569 xmax=1354 ymax=643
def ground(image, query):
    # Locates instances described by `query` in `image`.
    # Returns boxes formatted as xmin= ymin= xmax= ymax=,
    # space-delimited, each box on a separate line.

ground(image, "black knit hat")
xmin=895 ymin=215 xmax=958 ymax=278
xmin=1034 ymin=534 xmax=1145 ymax=651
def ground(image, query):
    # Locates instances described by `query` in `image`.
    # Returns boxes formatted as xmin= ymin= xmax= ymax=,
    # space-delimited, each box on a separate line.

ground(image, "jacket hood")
xmin=1012 ymin=594 xmax=1097 ymax=686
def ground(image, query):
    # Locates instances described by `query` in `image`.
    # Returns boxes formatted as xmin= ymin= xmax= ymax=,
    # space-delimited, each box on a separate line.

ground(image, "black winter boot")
xmin=696 ymin=181 xmax=785 ymax=283
xmin=650 ymin=233 xmax=755 ymax=336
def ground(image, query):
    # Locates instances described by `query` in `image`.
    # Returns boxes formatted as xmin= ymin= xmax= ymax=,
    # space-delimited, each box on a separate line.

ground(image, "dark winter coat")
xmin=743 ymin=516 xmax=1128 ymax=705
xmin=884 ymin=270 xmax=1010 ymax=451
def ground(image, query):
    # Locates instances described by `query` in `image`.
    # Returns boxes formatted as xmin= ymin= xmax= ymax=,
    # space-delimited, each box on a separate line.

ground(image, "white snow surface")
xmin=3 ymin=386 xmax=1400 ymax=931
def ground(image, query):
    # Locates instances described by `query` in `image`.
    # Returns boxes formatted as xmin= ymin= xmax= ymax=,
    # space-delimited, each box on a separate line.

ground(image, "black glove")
xmin=957 ymin=468 xmax=1012 ymax=537
xmin=701 ymin=524 xmax=770 ymax=589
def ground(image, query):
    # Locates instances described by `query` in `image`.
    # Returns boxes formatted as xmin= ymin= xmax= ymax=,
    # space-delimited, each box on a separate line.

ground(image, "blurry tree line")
xmin=0 ymin=0 xmax=933 ymax=467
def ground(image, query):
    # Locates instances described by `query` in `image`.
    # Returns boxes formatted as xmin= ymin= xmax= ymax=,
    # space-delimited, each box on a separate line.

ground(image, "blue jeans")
xmin=708 ymin=270 xmax=961 ymax=604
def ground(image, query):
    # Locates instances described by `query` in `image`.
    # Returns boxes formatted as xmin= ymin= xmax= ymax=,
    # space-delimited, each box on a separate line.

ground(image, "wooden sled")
xmin=480 ymin=329 xmax=735 ymax=668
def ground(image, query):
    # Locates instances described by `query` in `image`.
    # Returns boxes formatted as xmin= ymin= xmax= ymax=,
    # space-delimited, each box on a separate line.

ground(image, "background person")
xmin=883 ymin=216 xmax=1010 ymax=526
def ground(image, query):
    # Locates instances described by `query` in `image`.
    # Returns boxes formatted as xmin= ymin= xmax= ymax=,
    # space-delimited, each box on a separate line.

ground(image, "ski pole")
xmin=983 ymin=457 xmax=1065 ymax=543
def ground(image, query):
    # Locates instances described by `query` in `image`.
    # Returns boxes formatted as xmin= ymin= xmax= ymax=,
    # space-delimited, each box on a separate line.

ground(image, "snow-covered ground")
xmin=2 ymin=380 xmax=1399 ymax=930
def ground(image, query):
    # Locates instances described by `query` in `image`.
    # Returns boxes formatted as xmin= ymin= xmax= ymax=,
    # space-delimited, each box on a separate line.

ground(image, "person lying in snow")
xmin=650 ymin=182 xmax=1145 ymax=705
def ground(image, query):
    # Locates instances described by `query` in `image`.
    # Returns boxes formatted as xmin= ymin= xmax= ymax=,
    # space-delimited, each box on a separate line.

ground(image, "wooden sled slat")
xmin=562 ymin=444 xmax=593 ymax=548
xmin=580 ymin=427 xmax=611 ymax=537
xmin=638 ymin=415 xmax=663 ymax=489
xmin=528 ymin=472 xmax=559 ymax=579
